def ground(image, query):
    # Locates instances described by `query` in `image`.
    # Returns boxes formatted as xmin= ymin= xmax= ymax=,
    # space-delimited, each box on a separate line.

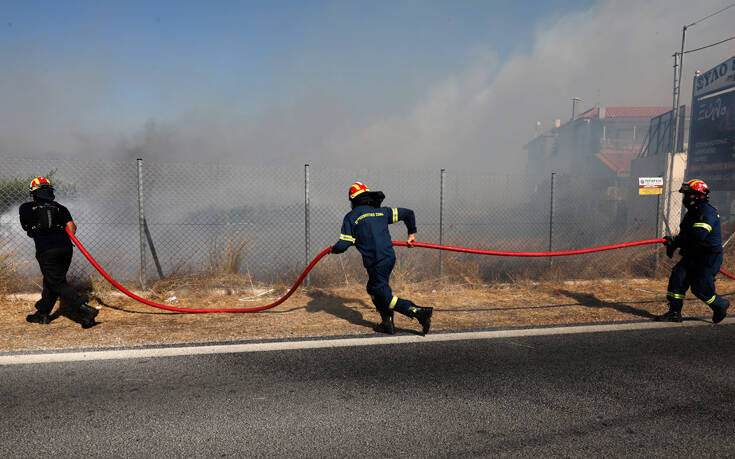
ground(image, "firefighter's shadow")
xmin=51 ymin=300 xmax=102 ymax=328
xmin=303 ymin=290 xmax=375 ymax=329
xmin=302 ymin=290 xmax=423 ymax=335
xmin=558 ymin=290 xmax=656 ymax=320
xmin=90 ymin=295 xmax=180 ymax=315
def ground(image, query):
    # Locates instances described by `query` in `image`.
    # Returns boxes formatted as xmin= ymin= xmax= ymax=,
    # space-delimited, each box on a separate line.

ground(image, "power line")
xmin=683 ymin=34 xmax=735 ymax=54
xmin=686 ymin=1 xmax=735 ymax=27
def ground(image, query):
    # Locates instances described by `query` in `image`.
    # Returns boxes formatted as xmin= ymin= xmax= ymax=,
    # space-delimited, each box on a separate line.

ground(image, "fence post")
xmin=654 ymin=189 xmax=661 ymax=272
xmin=548 ymin=172 xmax=556 ymax=268
xmin=439 ymin=168 xmax=446 ymax=279
xmin=136 ymin=158 xmax=146 ymax=288
xmin=304 ymin=163 xmax=311 ymax=287
xmin=143 ymin=219 xmax=165 ymax=280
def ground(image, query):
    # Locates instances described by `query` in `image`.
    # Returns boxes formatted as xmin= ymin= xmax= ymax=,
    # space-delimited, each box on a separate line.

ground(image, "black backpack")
xmin=33 ymin=202 xmax=62 ymax=234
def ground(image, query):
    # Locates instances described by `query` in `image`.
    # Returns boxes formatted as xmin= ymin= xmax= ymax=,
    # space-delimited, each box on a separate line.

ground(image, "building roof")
xmin=603 ymin=106 xmax=670 ymax=119
xmin=595 ymin=150 xmax=637 ymax=172
xmin=524 ymin=105 xmax=678 ymax=150
xmin=576 ymin=106 xmax=599 ymax=119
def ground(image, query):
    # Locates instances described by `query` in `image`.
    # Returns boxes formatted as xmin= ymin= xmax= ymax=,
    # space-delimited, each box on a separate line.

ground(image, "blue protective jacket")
xmin=331 ymin=205 xmax=417 ymax=267
xmin=677 ymin=201 xmax=722 ymax=257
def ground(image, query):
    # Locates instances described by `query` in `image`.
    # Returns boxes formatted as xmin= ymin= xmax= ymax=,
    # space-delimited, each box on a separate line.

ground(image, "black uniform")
xmin=665 ymin=201 xmax=729 ymax=319
xmin=19 ymin=200 xmax=87 ymax=319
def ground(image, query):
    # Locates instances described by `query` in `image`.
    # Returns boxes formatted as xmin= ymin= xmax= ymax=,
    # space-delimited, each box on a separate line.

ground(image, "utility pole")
xmin=665 ymin=25 xmax=688 ymax=232
xmin=672 ymin=26 xmax=688 ymax=156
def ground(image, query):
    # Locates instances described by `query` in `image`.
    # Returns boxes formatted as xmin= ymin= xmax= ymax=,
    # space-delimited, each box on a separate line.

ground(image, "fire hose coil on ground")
xmin=65 ymin=228 xmax=735 ymax=313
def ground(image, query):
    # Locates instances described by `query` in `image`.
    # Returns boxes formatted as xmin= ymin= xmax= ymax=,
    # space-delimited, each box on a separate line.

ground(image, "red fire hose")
xmin=66 ymin=228 xmax=735 ymax=313
xmin=393 ymin=239 xmax=667 ymax=256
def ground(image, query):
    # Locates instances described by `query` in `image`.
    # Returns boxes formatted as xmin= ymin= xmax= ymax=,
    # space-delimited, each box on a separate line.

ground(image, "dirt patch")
xmin=2 ymin=277 xmax=731 ymax=352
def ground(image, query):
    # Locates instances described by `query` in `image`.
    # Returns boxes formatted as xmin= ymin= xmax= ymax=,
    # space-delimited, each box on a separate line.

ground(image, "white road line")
xmin=1 ymin=318 xmax=731 ymax=366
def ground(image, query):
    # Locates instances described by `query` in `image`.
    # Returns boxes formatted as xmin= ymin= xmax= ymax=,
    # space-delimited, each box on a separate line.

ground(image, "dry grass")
xmin=0 ymin=243 xmax=27 ymax=296
xmin=3 ymin=274 xmax=732 ymax=353
xmin=0 ymin=253 xmax=13 ymax=296
xmin=4 ymin=232 xmax=734 ymax=352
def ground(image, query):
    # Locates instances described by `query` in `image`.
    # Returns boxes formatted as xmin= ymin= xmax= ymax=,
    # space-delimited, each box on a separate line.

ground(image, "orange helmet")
xmin=349 ymin=182 xmax=370 ymax=200
xmin=29 ymin=176 xmax=53 ymax=192
xmin=679 ymin=179 xmax=709 ymax=196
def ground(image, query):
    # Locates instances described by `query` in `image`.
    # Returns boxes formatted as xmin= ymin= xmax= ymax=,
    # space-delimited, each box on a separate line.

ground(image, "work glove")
xmin=663 ymin=236 xmax=676 ymax=258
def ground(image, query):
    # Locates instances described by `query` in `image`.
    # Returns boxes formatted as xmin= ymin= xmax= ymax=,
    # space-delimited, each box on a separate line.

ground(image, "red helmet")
xmin=679 ymin=179 xmax=709 ymax=196
xmin=29 ymin=176 xmax=53 ymax=192
xmin=349 ymin=182 xmax=370 ymax=200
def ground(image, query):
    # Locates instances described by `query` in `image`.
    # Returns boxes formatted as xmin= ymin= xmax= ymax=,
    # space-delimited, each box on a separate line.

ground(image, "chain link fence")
xmin=2 ymin=157 xmax=719 ymax=291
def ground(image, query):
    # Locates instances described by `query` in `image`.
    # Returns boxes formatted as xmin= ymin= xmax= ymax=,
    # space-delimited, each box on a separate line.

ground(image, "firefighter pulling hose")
xmin=657 ymin=179 xmax=730 ymax=323
xmin=330 ymin=182 xmax=433 ymax=335
xmin=20 ymin=177 xmax=100 ymax=328
xmin=65 ymin=179 xmax=733 ymax=327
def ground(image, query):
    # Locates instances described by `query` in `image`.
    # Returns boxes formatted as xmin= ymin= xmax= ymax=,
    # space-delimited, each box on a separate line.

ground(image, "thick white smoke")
xmin=1 ymin=0 xmax=733 ymax=172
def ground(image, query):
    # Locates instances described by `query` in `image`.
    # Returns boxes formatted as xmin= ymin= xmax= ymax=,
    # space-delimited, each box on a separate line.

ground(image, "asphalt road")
xmin=2 ymin=323 xmax=735 ymax=458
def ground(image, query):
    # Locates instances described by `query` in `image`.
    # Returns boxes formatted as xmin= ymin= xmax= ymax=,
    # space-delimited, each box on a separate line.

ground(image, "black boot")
xmin=407 ymin=306 xmax=433 ymax=335
xmin=713 ymin=298 xmax=730 ymax=324
xmin=26 ymin=311 xmax=51 ymax=324
xmin=654 ymin=307 xmax=683 ymax=322
xmin=373 ymin=312 xmax=395 ymax=335
xmin=79 ymin=303 xmax=99 ymax=329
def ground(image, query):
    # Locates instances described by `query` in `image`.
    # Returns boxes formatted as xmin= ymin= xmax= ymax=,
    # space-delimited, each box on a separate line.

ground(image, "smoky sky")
xmin=1 ymin=0 xmax=734 ymax=173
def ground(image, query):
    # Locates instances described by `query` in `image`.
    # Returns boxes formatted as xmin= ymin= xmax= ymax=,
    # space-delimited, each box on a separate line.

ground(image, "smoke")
xmin=1 ymin=0 xmax=733 ymax=172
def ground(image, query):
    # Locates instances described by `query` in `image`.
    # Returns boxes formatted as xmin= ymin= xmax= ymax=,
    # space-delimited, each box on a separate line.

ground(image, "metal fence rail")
xmin=0 ymin=157 xmax=678 ymax=288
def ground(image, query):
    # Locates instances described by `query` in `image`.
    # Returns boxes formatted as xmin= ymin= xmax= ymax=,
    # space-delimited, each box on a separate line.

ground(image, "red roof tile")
xmin=604 ymin=106 xmax=670 ymax=118
xmin=595 ymin=150 xmax=637 ymax=172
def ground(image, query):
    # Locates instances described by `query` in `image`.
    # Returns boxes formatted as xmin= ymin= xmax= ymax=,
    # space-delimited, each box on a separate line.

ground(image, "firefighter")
xmin=331 ymin=182 xmax=433 ymax=334
xmin=19 ymin=177 xmax=99 ymax=328
xmin=657 ymin=179 xmax=730 ymax=323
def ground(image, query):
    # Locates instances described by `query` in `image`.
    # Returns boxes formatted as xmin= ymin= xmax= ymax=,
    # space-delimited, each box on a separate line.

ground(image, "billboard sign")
xmin=688 ymin=88 xmax=735 ymax=189
xmin=693 ymin=55 xmax=735 ymax=98
xmin=688 ymin=55 xmax=735 ymax=190
xmin=646 ymin=106 xmax=686 ymax=156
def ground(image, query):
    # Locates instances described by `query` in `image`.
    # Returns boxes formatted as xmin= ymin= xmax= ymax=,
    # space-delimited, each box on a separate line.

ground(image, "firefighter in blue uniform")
xmin=657 ymin=179 xmax=730 ymax=323
xmin=331 ymin=182 xmax=433 ymax=334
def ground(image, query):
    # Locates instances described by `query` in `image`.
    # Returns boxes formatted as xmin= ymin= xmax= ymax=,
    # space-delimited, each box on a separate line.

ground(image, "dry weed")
xmin=87 ymin=274 xmax=115 ymax=303
xmin=0 ymin=237 xmax=31 ymax=294
xmin=0 ymin=250 xmax=17 ymax=295
xmin=208 ymin=236 xmax=248 ymax=275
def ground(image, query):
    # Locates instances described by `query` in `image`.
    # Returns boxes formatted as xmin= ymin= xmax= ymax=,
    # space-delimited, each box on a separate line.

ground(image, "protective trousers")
xmin=667 ymin=253 xmax=728 ymax=312
xmin=34 ymin=247 xmax=85 ymax=314
xmin=365 ymin=256 xmax=415 ymax=316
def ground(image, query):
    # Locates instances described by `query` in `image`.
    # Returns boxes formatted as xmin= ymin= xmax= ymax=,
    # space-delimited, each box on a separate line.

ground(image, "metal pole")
xmin=143 ymin=219 xmax=165 ymax=279
xmin=665 ymin=53 xmax=679 ymax=229
xmin=670 ymin=52 xmax=679 ymax=157
xmin=665 ymin=27 xmax=687 ymax=229
xmin=654 ymin=190 xmax=661 ymax=271
xmin=548 ymin=172 xmax=555 ymax=268
xmin=136 ymin=158 xmax=146 ymax=289
xmin=439 ymin=168 xmax=446 ymax=279
xmin=571 ymin=97 xmax=581 ymax=121
xmin=673 ymin=26 xmax=687 ymax=155
xmin=304 ymin=164 xmax=310 ymax=287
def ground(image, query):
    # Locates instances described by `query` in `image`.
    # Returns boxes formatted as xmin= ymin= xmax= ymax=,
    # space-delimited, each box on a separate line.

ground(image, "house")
xmin=524 ymin=106 xmax=671 ymax=177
